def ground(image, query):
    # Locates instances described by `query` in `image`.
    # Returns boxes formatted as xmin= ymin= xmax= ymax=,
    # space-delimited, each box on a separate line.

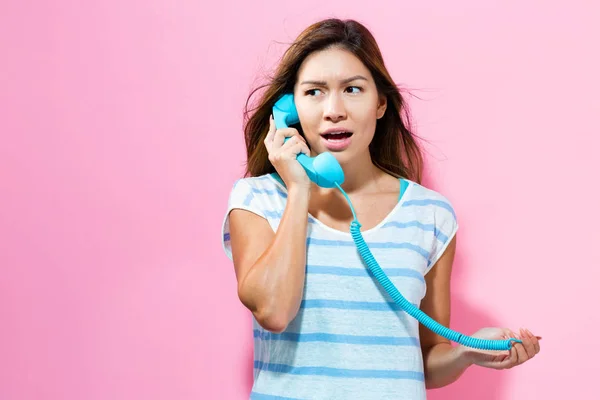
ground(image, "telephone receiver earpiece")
xmin=272 ymin=93 xmax=344 ymax=188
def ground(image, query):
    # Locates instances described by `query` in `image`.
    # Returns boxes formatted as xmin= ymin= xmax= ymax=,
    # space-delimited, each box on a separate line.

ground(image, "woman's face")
xmin=293 ymin=47 xmax=387 ymax=164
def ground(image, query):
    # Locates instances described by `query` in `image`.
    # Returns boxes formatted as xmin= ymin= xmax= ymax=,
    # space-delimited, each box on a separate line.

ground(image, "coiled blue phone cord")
xmin=273 ymin=93 xmax=521 ymax=350
xmin=334 ymin=182 xmax=522 ymax=351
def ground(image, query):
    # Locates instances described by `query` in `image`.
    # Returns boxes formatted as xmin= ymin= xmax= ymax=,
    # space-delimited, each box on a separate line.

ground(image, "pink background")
xmin=1 ymin=1 xmax=599 ymax=399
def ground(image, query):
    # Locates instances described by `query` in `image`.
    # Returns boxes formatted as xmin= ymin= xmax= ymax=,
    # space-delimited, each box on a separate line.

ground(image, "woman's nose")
xmin=323 ymin=94 xmax=347 ymax=123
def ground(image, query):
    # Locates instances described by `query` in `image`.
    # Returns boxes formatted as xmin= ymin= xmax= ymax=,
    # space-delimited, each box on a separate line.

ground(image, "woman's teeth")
xmin=323 ymin=132 xmax=352 ymax=141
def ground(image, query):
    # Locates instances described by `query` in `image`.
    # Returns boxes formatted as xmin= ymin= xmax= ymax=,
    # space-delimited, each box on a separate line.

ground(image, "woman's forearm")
xmin=238 ymin=186 xmax=310 ymax=333
xmin=423 ymin=343 xmax=473 ymax=389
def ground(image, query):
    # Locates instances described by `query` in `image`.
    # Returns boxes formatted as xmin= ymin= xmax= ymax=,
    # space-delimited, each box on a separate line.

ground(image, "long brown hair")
xmin=242 ymin=18 xmax=424 ymax=183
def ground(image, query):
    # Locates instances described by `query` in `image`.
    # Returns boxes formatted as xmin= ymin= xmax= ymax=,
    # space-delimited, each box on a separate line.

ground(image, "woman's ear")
xmin=376 ymin=94 xmax=387 ymax=119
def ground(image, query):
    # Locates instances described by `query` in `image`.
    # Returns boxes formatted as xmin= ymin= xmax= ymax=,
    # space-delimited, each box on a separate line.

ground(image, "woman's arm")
xmin=229 ymin=186 xmax=310 ymax=333
xmin=419 ymin=235 xmax=541 ymax=388
xmin=418 ymin=236 xmax=472 ymax=389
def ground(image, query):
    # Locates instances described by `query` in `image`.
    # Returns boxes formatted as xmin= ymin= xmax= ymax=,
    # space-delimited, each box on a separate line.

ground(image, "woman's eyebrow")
xmin=299 ymin=75 xmax=368 ymax=86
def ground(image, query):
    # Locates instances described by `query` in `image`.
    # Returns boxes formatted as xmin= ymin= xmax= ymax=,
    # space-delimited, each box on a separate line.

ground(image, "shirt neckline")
xmin=266 ymin=173 xmax=415 ymax=237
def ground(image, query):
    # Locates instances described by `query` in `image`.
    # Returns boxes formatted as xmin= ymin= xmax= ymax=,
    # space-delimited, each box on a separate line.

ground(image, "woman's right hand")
xmin=264 ymin=114 xmax=312 ymax=190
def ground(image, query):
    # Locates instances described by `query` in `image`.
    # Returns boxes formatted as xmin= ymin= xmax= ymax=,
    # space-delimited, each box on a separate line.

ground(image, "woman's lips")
xmin=320 ymin=132 xmax=353 ymax=151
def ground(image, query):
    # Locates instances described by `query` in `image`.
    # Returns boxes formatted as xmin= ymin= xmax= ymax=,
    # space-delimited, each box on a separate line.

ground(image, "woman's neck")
xmin=313 ymin=151 xmax=385 ymax=195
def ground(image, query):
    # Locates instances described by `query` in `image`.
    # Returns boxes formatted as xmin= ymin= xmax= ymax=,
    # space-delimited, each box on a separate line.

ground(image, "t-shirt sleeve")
xmin=425 ymin=197 xmax=459 ymax=273
xmin=221 ymin=178 xmax=266 ymax=261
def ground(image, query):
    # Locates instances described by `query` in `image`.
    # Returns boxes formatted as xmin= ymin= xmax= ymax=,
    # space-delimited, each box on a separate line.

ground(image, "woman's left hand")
xmin=458 ymin=327 xmax=541 ymax=370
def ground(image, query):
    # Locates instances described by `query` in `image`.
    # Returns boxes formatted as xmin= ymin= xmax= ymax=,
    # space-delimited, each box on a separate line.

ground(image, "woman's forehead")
xmin=297 ymin=48 xmax=371 ymax=82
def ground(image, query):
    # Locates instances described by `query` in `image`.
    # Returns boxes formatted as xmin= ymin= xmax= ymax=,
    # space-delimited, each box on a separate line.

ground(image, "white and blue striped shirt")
xmin=222 ymin=173 xmax=458 ymax=400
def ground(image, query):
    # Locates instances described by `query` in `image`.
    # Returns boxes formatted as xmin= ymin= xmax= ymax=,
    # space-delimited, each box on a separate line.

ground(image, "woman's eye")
xmin=305 ymin=89 xmax=322 ymax=96
xmin=346 ymin=86 xmax=362 ymax=94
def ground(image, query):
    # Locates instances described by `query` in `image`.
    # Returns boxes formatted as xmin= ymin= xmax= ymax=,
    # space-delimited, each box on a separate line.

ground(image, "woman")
xmin=221 ymin=18 xmax=540 ymax=400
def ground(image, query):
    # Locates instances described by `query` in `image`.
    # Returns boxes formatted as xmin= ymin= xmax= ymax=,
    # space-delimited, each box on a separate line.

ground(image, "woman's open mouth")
xmin=320 ymin=131 xmax=353 ymax=151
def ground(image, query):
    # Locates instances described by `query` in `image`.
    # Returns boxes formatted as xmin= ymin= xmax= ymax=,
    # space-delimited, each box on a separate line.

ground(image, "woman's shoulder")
xmin=404 ymin=180 xmax=453 ymax=204
xmin=226 ymin=173 xmax=288 ymax=211
xmin=230 ymin=173 xmax=282 ymax=193
xmin=402 ymin=180 xmax=457 ymax=220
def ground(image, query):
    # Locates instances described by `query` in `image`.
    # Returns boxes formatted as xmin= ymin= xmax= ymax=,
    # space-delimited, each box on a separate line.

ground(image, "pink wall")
xmin=1 ymin=1 xmax=598 ymax=399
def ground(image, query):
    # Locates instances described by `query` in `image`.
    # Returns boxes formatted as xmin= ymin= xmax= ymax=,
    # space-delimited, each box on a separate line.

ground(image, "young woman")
xmin=221 ymin=18 xmax=540 ymax=400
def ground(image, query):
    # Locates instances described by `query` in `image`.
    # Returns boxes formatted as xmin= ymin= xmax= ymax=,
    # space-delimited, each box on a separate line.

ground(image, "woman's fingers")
xmin=264 ymin=114 xmax=276 ymax=151
xmin=526 ymin=329 xmax=541 ymax=354
xmin=503 ymin=345 xmax=518 ymax=369
xmin=273 ymin=127 xmax=304 ymax=149
xmin=503 ymin=328 xmax=518 ymax=341
xmin=268 ymin=136 xmax=310 ymax=165
xmin=264 ymin=116 xmax=308 ymax=168
xmin=519 ymin=328 xmax=537 ymax=359
xmin=279 ymin=136 xmax=309 ymax=156
xmin=510 ymin=330 xmax=529 ymax=365
xmin=295 ymin=141 xmax=311 ymax=157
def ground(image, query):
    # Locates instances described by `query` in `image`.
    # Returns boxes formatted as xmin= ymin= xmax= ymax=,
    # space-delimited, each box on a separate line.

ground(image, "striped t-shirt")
xmin=221 ymin=173 xmax=458 ymax=400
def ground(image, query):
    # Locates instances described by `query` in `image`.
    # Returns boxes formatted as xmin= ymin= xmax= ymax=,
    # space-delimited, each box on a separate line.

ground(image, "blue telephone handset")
xmin=272 ymin=94 xmax=344 ymax=188
xmin=271 ymin=94 xmax=521 ymax=351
